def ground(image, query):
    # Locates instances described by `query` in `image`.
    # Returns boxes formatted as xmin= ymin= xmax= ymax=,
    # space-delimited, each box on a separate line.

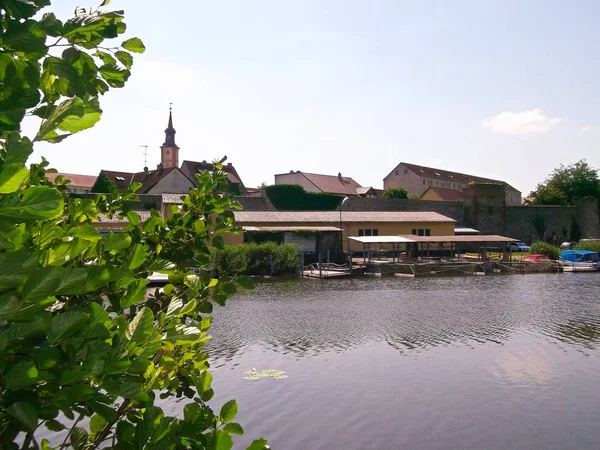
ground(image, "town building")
xmin=274 ymin=171 xmax=379 ymax=197
xmin=46 ymin=173 xmax=97 ymax=194
xmin=384 ymin=162 xmax=522 ymax=206
xmin=90 ymin=107 xmax=246 ymax=195
xmin=227 ymin=210 xmax=456 ymax=253
xmin=419 ymin=186 xmax=465 ymax=202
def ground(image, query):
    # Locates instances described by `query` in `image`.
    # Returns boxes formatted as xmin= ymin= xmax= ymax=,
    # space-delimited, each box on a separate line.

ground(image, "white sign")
xmin=284 ymin=232 xmax=316 ymax=253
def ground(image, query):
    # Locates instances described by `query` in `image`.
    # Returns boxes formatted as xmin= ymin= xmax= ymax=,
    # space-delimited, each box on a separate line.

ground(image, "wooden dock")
xmin=303 ymin=269 xmax=351 ymax=279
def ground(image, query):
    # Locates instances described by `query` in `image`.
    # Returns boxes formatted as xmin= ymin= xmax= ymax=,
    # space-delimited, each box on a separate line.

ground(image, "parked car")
xmin=506 ymin=242 xmax=531 ymax=252
xmin=559 ymin=242 xmax=576 ymax=249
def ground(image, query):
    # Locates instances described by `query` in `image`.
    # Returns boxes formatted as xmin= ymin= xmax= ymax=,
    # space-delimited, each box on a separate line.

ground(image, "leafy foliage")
xmin=0 ymin=2 xmax=268 ymax=449
xmin=265 ymin=184 xmax=342 ymax=210
xmin=530 ymin=241 xmax=560 ymax=259
xmin=532 ymin=212 xmax=547 ymax=240
xmin=214 ymin=242 xmax=301 ymax=276
xmin=529 ymin=160 xmax=600 ymax=205
xmin=381 ymin=186 xmax=408 ymax=199
xmin=574 ymin=241 xmax=600 ymax=253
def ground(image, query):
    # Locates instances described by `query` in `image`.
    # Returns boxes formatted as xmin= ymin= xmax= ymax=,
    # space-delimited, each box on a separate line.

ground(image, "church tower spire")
xmin=160 ymin=104 xmax=179 ymax=169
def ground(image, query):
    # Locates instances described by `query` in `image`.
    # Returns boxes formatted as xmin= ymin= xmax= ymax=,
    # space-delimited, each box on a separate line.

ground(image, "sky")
xmin=25 ymin=0 xmax=600 ymax=195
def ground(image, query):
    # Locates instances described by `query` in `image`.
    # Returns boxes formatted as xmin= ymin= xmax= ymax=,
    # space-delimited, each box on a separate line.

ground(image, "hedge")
xmin=574 ymin=241 xmax=600 ymax=252
xmin=530 ymin=241 xmax=560 ymax=259
xmin=265 ymin=184 xmax=342 ymax=210
xmin=214 ymin=242 xmax=301 ymax=276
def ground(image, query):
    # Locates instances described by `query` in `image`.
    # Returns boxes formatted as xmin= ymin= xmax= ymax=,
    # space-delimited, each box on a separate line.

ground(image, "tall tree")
xmin=0 ymin=2 xmax=268 ymax=449
xmin=529 ymin=160 xmax=600 ymax=205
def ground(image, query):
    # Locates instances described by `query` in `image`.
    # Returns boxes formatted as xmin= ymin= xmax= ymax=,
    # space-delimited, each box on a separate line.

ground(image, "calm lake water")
xmin=184 ymin=273 xmax=600 ymax=449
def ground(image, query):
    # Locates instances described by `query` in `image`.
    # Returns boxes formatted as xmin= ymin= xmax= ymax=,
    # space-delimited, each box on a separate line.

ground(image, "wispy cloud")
xmin=482 ymin=109 xmax=561 ymax=135
xmin=580 ymin=125 xmax=594 ymax=134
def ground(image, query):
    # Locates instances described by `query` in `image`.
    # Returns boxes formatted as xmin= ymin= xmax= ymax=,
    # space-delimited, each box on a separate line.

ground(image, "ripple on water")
xmin=199 ymin=274 xmax=600 ymax=450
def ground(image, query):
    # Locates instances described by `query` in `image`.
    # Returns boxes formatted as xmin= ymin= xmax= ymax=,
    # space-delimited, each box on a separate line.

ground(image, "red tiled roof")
xmin=46 ymin=172 xmax=97 ymax=188
xmin=391 ymin=162 xmax=519 ymax=192
xmin=180 ymin=160 xmax=245 ymax=191
xmin=297 ymin=172 xmax=363 ymax=196
xmin=421 ymin=187 xmax=464 ymax=201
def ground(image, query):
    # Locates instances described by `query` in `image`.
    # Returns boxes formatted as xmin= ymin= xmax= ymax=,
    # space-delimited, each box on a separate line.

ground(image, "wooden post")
xmin=318 ymin=252 xmax=322 ymax=278
xmin=327 ymin=249 xmax=330 ymax=265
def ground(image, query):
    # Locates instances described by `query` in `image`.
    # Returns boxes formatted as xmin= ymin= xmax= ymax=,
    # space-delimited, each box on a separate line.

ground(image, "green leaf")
xmin=126 ymin=210 xmax=140 ymax=226
xmin=128 ymin=244 xmax=148 ymax=270
xmin=5 ymin=362 xmax=38 ymax=389
xmin=166 ymin=298 xmax=183 ymax=318
xmin=246 ymin=438 xmax=270 ymax=450
xmin=127 ymin=307 xmax=153 ymax=343
xmin=0 ymin=186 xmax=63 ymax=222
xmin=223 ymin=422 xmax=244 ymax=436
xmin=1 ymin=0 xmax=50 ymax=19
xmin=219 ymin=400 xmax=238 ymax=424
xmin=45 ymin=419 xmax=65 ymax=431
xmin=200 ymin=316 xmax=212 ymax=332
xmin=163 ymin=325 xmax=201 ymax=345
xmin=20 ymin=267 xmax=61 ymax=304
xmin=180 ymin=299 xmax=197 ymax=316
xmin=102 ymin=377 xmax=149 ymax=402
xmin=213 ymin=236 xmax=225 ymax=250
xmin=235 ymin=275 xmax=255 ymax=290
xmin=99 ymin=64 xmax=130 ymax=88
xmin=5 ymin=401 xmax=39 ymax=432
xmin=120 ymin=279 xmax=149 ymax=308
xmin=89 ymin=302 xmax=109 ymax=323
xmin=35 ymin=97 xmax=102 ymax=142
xmin=56 ymin=268 xmax=88 ymax=295
xmin=104 ymin=232 xmax=131 ymax=251
xmin=212 ymin=429 xmax=233 ymax=450
xmin=0 ymin=163 xmax=29 ymax=193
xmin=89 ymin=401 xmax=117 ymax=423
xmin=0 ymin=294 xmax=19 ymax=320
xmin=69 ymin=224 xmax=101 ymax=241
xmin=198 ymin=370 xmax=212 ymax=393
xmin=122 ymin=37 xmax=145 ymax=53
xmin=70 ymin=426 xmax=88 ymax=450
xmin=89 ymin=414 xmax=107 ymax=434
xmin=47 ymin=311 xmax=89 ymax=344
xmin=115 ymin=50 xmax=133 ymax=69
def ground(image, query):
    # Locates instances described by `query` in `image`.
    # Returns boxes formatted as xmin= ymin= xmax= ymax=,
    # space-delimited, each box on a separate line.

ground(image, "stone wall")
xmin=343 ymin=198 xmax=467 ymax=225
xmin=506 ymin=205 xmax=576 ymax=244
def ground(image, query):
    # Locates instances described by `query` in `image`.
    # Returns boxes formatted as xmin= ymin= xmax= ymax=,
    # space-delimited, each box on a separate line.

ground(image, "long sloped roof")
xmin=390 ymin=162 xmax=519 ymax=192
xmin=46 ymin=173 xmax=97 ymax=188
xmin=233 ymin=211 xmax=455 ymax=223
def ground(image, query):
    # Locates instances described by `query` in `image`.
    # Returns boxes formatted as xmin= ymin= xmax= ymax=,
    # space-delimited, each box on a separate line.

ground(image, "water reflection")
xmin=207 ymin=274 xmax=600 ymax=362
xmin=200 ymin=274 xmax=600 ymax=450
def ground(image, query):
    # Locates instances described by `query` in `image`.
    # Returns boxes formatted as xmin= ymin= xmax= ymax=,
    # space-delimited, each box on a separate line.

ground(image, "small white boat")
xmin=559 ymin=250 xmax=599 ymax=273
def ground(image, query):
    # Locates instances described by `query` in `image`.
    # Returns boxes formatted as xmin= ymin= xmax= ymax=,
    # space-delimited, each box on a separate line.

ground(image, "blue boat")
xmin=559 ymin=250 xmax=599 ymax=272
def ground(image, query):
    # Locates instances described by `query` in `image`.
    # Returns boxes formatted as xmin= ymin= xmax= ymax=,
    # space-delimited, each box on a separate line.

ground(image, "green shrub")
xmin=382 ymin=186 xmax=408 ymax=199
xmin=216 ymin=243 xmax=301 ymax=276
xmin=265 ymin=184 xmax=342 ymax=210
xmin=574 ymin=241 xmax=600 ymax=252
xmin=530 ymin=241 xmax=560 ymax=259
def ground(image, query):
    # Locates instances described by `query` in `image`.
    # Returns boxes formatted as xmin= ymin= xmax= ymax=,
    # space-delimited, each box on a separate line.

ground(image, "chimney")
xmin=338 ymin=172 xmax=343 ymax=182
xmin=144 ymin=166 xmax=148 ymax=173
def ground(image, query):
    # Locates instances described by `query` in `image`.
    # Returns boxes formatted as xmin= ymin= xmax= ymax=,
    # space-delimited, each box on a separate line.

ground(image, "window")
xmin=360 ymin=229 xmax=378 ymax=237
xmin=423 ymin=179 xmax=426 ymax=185
xmin=404 ymin=169 xmax=408 ymax=175
xmin=428 ymin=180 xmax=433 ymax=186
xmin=395 ymin=170 xmax=399 ymax=176
xmin=412 ymin=228 xmax=431 ymax=236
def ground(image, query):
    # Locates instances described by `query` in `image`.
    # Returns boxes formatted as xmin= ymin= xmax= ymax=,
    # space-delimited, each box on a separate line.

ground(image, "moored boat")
xmin=559 ymin=250 xmax=599 ymax=272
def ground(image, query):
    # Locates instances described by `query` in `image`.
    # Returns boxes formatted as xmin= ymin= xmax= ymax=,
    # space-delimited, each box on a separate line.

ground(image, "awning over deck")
xmin=349 ymin=234 xmax=518 ymax=244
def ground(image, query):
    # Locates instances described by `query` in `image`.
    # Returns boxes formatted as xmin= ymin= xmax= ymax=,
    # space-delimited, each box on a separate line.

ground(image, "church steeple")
xmin=160 ymin=104 xmax=179 ymax=169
